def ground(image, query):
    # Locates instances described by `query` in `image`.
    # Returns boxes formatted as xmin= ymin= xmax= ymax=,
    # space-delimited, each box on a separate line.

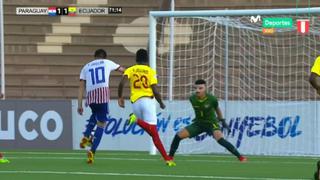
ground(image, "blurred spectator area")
xmin=2 ymin=0 xmax=319 ymax=99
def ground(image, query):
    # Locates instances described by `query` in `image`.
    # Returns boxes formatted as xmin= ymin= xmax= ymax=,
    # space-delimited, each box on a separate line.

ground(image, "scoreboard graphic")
xmin=16 ymin=6 xmax=122 ymax=16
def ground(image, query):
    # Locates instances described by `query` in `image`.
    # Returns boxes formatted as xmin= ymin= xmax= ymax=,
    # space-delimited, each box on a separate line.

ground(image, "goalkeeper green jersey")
xmin=189 ymin=93 xmax=219 ymax=124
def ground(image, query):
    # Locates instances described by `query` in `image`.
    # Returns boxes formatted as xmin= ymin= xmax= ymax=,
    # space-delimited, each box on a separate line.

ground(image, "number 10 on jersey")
xmin=89 ymin=67 xmax=106 ymax=85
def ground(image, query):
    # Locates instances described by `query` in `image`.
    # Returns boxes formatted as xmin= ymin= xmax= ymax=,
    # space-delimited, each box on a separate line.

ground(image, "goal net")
xmin=150 ymin=8 xmax=320 ymax=156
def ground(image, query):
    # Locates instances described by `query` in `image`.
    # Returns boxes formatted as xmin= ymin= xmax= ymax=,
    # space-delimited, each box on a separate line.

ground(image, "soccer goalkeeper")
xmin=168 ymin=79 xmax=247 ymax=162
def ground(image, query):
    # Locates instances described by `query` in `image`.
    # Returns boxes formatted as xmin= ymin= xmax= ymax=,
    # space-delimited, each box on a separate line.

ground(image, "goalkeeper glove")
xmin=219 ymin=118 xmax=231 ymax=133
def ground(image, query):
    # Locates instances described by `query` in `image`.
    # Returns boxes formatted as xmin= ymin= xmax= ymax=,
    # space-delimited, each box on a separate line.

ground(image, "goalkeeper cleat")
xmin=87 ymin=150 xmax=94 ymax=164
xmin=0 ymin=158 xmax=9 ymax=164
xmin=166 ymin=160 xmax=176 ymax=167
xmin=239 ymin=156 xmax=247 ymax=162
xmin=128 ymin=113 xmax=137 ymax=124
xmin=80 ymin=136 xmax=92 ymax=149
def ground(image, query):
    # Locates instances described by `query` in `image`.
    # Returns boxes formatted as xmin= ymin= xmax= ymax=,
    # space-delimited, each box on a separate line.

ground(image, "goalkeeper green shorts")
xmin=185 ymin=121 xmax=221 ymax=138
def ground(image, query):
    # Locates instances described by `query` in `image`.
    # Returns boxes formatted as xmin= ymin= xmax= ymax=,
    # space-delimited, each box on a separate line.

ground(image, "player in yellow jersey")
xmin=310 ymin=56 xmax=320 ymax=96
xmin=311 ymin=56 xmax=320 ymax=179
xmin=118 ymin=49 xmax=175 ymax=167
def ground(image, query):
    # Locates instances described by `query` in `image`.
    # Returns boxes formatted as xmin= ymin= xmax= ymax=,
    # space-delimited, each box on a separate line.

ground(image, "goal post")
xmin=148 ymin=7 xmax=320 ymax=156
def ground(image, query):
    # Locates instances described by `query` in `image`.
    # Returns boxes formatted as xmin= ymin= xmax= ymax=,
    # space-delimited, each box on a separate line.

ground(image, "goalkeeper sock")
xmin=169 ymin=134 xmax=181 ymax=157
xmin=91 ymin=126 xmax=104 ymax=154
xmin=137 ymin=119 xmax=171 ymax=161
xmin=83 ymin=114 xmax=96 ymax=138
xmin=217 ymin=138 xmax=241 ymax=158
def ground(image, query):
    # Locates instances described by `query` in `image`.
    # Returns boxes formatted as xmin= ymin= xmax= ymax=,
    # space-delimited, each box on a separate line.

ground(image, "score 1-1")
xmin=56 ymin=7 xmax=68 ymax=15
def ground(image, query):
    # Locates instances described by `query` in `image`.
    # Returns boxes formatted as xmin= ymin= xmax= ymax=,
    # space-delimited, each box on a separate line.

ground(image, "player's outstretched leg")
xmin=169 ymin=128 xmax=189 ymax=158
xmin=80 ymin=114 xmax=96 ymax=149
xmin=169 ymin=134 xmax=181 ymax=158
xmin=169 ymin=128 xmax=190 ymax=158
xmin=87 ymin=120 xmax=105 ymax=164
xmin=213 ymin=130 xmax=247 ymax=162
xmin=130 ymin=114 xmax=176 ymax=167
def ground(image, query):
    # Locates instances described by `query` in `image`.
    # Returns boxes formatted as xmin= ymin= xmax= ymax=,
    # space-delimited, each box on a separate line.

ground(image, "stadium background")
xmin=2 ymin=0 xmax=319 ymax=100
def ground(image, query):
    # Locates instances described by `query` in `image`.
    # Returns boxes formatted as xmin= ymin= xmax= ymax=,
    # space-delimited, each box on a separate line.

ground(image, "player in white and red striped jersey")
xmin=77 ymin=49 xmax=125 ymax=164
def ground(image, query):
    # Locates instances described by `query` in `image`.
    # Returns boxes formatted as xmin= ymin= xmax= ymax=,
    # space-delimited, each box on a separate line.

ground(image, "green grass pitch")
xmin=0 ymin=150 xmax=317 ymax=180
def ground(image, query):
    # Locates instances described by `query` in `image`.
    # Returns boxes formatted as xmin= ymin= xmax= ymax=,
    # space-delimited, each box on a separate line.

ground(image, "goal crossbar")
xmin=149 ymin=7 xmax=320 ymax=71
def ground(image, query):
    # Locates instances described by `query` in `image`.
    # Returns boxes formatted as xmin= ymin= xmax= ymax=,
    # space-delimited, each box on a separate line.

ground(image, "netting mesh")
xmin=155 ymin=14 xmax=320 ymax=155
xmin=157 ymin=15 xmax=320 ymax=101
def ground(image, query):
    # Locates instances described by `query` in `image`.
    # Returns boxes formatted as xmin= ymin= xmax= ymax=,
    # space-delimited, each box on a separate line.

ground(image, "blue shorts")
xmin=89 ymin=103 xmax=109 ymax=122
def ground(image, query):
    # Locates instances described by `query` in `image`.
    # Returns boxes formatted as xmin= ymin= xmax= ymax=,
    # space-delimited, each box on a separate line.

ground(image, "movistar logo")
xmin=250 ymin=15 xmax=261 ymax=23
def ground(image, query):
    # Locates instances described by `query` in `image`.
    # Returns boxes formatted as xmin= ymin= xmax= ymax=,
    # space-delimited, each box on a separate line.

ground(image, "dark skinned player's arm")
xmin=118 ymin=75 xmax=128 ymax=98
xmin=151 ymin=84 xmax=165 ymax=108
xmin=309 ymin=72 xmax=320 ymax=94
xmin=117 ymin=75 xmax=129 ymax=108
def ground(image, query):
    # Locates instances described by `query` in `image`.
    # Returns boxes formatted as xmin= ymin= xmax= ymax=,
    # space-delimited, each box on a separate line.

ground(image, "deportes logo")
xmin=296 ymin=19 xmax=309 ymax=34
